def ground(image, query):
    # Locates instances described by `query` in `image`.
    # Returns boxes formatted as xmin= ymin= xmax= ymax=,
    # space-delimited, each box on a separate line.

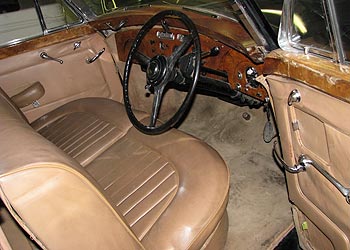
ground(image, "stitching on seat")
xmin=39 ymin=115 xmax=69 ymax=139
xmin=123 ymin=170 xmax=176 ymax=217
xmin=63 ymin=120 xmax=106 ymax=152
xmin=52 ymin=115 xmax=98 ymax=145
xmin=100 ymin=151 xmax=151 ymax=190
xmin=66 ymin=122 xmax=110 ymax=154
xmin=115 ymin=158 xmax=164 ymax=206
xmin=72 ymin=126 xmax=117 ymax=158
xmin=129 ymin=185 xmax=177 ymax=227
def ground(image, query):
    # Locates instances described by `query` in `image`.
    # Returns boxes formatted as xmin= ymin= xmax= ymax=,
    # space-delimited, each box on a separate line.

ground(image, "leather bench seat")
xmin=0 ymin=90 xmax=230 ymax=249
xmin=31 ymin=98 xmax=149 ymax=166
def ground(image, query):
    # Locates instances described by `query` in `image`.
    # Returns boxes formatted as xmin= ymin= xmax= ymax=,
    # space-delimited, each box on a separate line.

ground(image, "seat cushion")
xmin=32 ymin=97 xmax=229 ymax=249
xmin=31 ymin=98 xmax=148 ymax=166
xmin=86 ymin=126 xmax=230 ymax=249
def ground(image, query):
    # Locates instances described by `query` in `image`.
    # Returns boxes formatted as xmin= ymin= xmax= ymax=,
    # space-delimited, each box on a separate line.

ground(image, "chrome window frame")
xmin=325 ymin=0 xmax=346 ymax=63
xmin=0 ymin=0 xmax=85 ymax=48
xmin=278 ymin=0 xmax=346 ymax=64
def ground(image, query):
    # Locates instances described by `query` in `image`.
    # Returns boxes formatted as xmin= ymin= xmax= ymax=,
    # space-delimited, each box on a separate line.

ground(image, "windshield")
xmin=255 ymin=0 xmax=283 ymax=35
xmin=83 ymin=0 xmax=236 ymax=18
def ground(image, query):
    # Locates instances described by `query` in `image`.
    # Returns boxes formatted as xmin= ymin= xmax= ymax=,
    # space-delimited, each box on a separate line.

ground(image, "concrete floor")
xmin=179 ymin=94 xmax=293 ymax=250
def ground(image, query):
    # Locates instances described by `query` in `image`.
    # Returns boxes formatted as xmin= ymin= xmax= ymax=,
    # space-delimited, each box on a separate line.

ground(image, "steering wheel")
xmin=123 ymin=10 xmax=201 ymax=135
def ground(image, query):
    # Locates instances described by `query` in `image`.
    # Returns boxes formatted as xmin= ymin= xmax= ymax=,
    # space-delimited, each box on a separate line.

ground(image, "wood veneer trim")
xmin=0 ymin=25 xmax=95 ymax=60
xmin=89 ymin=6 xmax=260 ymax=60
xmin=264 ymin=49 xmax=350 ymax=103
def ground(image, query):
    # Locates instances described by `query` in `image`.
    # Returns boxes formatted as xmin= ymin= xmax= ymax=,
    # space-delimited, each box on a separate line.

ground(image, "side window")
xmin=279 ymin=0 xmax=334 ymax=58
xmin=0 ymin=0 xmax=42 ymax=46
xmin=279 ymin=0 xmax=350 ymax=63
xmin=0 ymin=0 xmax=82 ymax=47
xmin=39 ymin=0 xmax=81 ymax=31
xmin=292 ymin=0 xmax=332 ymax=54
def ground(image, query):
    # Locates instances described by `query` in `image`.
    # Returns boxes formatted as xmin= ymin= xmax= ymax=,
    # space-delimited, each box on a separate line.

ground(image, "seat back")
xmin=0 ymin=87 xmax=28 ymax=123
xmin=0 ymin=89 xmax=143 ymax=249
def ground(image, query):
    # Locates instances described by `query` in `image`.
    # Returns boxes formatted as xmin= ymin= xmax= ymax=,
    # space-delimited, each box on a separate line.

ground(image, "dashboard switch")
xmin=245 ymin=66 xmax=259 ymax=88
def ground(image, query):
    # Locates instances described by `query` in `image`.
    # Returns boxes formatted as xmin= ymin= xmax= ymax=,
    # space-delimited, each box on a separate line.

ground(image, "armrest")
xmin=11 ymin=82 xmax=45 ymax=108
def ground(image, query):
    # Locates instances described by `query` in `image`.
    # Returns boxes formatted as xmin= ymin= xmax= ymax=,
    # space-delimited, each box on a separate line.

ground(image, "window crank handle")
xmin=40 ymin=52 xmax=63 ymax=64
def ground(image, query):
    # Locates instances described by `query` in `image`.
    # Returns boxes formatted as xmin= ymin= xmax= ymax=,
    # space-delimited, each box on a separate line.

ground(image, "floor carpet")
xmin=179 ymin=95 xmax=293 ymax=250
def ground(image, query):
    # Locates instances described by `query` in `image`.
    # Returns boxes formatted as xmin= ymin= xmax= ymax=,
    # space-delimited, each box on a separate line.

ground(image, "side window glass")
xmin=0 ymin=0 xmax=82 ymax=48
xmin=280 ymin=0 xmax=350 ymax=63
xmin=292 ymin=0 xmax=332 ymax=55
xmin=0 ymin=0 xmax=43 ymax=46
xmin=279 ymin=0 xmax=334 ymax=59
xmin=39 ymin=0 xmax=81 ymax=31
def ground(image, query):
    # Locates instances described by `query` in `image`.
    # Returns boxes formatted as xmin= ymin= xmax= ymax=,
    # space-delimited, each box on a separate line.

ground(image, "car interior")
xmin=0 ymin=0 xmax=349 ymax=249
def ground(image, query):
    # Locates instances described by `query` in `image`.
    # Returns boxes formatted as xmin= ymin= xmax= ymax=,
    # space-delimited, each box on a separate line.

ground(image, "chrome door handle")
xmin=86 ymin=48 xmax=105 ymax=64
xmin=40 ymin=52 xmax=63 ymax=64
xmin=288 ymin=89 xmax=301 ymax=106
xmin=273 ymin=142 xmax=350 ymax=204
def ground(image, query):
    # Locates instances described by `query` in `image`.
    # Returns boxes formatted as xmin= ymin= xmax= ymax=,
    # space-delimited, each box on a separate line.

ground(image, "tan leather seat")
xmin=31 ymin=98 xmax=149 ymax=166
xmin=0 ymin=89 xmax=229 ymax=249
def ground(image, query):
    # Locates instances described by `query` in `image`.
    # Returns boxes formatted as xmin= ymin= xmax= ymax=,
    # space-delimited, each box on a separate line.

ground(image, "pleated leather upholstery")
xmin=38 ymin=112 xmax=120 ymax=166
xmin=0 ymin=94 xmax=229 ymax=249
xmin=32 ymin=98 xmax=148 ymax=166
xmin=86 ymin=136 xmax=179 ymax=239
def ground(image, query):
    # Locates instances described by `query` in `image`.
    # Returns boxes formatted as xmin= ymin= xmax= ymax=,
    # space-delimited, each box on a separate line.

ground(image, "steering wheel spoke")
xmin=169 ymin=34 xmax=193 ymax=68
xmin=149 ymin=85 xmax=165 ymax=127
xmin=133 ymin=50 xmax=150 ymax=69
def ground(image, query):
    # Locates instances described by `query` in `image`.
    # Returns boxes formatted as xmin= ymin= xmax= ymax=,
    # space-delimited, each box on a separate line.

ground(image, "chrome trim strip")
xmin=34 ymin=0 xmax=47 ymax=31
xmin=325 ymin=0 xmax=346 ymax=64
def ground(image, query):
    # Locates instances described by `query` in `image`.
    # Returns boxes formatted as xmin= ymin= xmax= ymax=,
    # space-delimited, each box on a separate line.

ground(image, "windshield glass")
xmin=255 ymin=0 xmax=283 ymax=35
xmin=83 ymin=0 xmax=235 ymax=18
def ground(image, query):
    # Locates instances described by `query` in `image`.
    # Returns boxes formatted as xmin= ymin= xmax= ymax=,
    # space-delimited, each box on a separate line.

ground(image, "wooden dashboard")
xmin=115 ymin=27 xmax=268 ymax=103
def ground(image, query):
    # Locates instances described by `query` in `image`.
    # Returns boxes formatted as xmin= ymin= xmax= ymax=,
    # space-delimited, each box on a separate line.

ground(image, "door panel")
xmin=267 ymin=74 xmax=350 ymax=249
xmin=292 ymin=205 xmax=335 ymax=250
xmin=0 ymin=33 xmax=122 ymax=122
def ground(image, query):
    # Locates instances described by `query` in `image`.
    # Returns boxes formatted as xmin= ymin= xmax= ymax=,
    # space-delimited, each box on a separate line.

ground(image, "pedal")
xmin=263 ymin=103 xmax=276 ymax=143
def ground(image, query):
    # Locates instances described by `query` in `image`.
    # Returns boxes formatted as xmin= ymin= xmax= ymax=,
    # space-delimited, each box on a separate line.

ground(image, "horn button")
xmin=147 ymin=55 xmax=167 ymax=86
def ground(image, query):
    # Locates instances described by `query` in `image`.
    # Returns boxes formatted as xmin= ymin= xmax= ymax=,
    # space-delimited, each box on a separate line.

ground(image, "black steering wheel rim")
xmin=123 ymin=10 xmax=201 ymax=135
